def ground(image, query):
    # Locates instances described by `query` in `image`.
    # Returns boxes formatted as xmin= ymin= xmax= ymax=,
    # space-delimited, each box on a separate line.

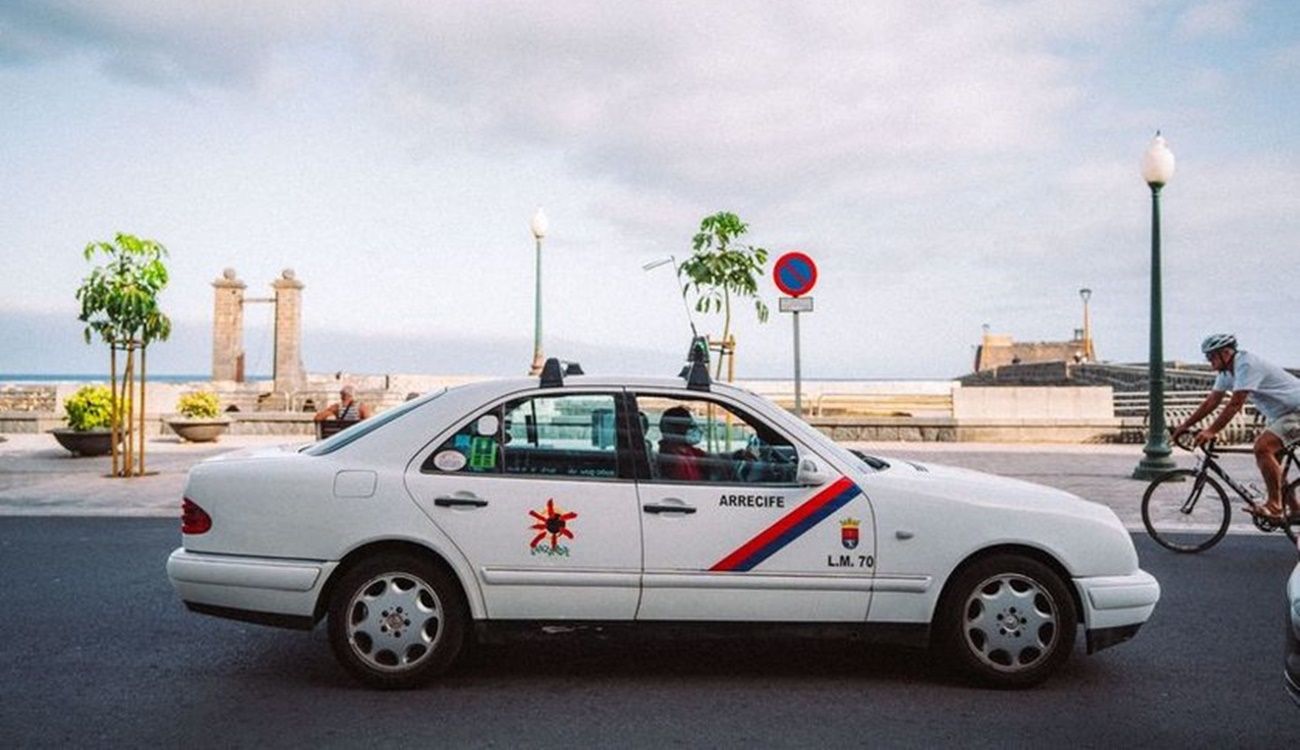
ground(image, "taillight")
xmin=181 ymin=498 xmax=212 ymax=535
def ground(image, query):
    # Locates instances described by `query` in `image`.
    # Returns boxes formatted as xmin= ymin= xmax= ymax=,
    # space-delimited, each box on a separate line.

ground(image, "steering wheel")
xmin=731 ymin=435 xmax=793 ymax=483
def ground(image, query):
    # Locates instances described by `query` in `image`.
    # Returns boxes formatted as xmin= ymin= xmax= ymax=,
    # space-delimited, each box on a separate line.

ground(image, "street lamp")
xmin=528 ymin=208 xmax=549 ymax=376
xmin=1079 ymin=288 xmax=1093 ymax=362
xmin=1133 ymin=132 xmax=1177 ymax=480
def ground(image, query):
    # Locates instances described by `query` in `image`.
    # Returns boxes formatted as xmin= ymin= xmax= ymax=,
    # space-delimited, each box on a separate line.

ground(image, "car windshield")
xmin=825 ymin=443 xmax=890 ymax=473
xmin=303 ymin=388 xmax=447 ymax=456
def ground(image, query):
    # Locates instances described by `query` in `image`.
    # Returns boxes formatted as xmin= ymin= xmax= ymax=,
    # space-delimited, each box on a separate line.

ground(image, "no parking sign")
xmin=773 ymin=252 xmax=818 ymax=297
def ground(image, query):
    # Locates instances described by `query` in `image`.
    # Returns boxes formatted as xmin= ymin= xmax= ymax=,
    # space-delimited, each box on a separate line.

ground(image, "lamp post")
xmin=1133 ymin=133 xmax=1177 ymax=480
xmin=1079 ymin=287 xmax=1093 ymax=361
xmin=528 ymin=208 xmax=548 ymax=376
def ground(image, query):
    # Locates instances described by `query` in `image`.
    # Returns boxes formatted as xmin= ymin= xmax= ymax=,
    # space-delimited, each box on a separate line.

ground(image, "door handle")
xmin=643 ymin=503 xmax=696 ymax=515
xmin=434 ymin=495 xmax=489 ymax=508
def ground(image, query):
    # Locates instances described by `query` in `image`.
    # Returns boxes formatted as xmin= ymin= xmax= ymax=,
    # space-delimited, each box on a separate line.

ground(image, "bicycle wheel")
xmin=1141 ymin=469 xmax=1231 ymax=553
xmin=1284 ymin=478 xmax=1300 ymax=544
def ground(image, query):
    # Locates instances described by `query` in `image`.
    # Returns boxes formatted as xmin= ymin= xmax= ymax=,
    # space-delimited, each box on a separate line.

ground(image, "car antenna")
xmin=642 ymin=254 xmax=699 ymax=339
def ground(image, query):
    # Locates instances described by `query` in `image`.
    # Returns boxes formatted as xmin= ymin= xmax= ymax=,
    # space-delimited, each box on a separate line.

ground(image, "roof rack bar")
xmin=540 ymin=358 xmax=564 ymax=388
xmin=680 ymin=336 xmax=712 ymax=391
xmin=540 ymin=358 xmax=584 ymax=388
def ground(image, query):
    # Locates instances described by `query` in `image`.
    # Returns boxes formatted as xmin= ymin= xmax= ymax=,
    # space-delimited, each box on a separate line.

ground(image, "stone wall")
xmin=0 ymin=385 xmax=56 ymax=412
xmin=0 ymin=376 xmax=1125 ymax=443
xmin=974 ymin=335 xmax=1089 ymax=372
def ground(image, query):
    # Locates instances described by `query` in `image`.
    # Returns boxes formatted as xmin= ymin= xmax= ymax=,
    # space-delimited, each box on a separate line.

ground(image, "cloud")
xmin=0 ymin=1 xmax=334 ymax=88
xmin=1 ymin=2 xmax=1136 ymax=200
xmin=4 ymin=1 xmax=1299 ymax=375
xmin=1175 ymin=0 xmax=1249 ymax=40
xmin=1266 ymin=42 xmax=1300 ymax=73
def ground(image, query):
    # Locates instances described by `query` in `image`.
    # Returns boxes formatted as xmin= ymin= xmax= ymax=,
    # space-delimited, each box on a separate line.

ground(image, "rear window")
xmin=303 ymin=388 xmax=447 ymax=456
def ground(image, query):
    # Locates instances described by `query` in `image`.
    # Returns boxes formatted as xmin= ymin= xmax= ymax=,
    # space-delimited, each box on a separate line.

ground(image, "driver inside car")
xmin=657 ymin=406 xmax=710 ymax=481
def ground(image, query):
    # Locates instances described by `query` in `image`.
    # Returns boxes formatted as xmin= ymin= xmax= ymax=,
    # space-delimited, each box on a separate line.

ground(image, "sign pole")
xmin=793 ymin=310 xmax=802 ymax=417
xmin=773 ymin=250 xmax=818 ymax=422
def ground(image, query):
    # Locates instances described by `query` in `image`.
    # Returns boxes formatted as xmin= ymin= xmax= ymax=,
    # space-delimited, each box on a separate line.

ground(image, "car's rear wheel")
xmin=935 ymin=554 xmax=1077 ymax=688
xmin=327 ymin=553 xmax=466 ymax=689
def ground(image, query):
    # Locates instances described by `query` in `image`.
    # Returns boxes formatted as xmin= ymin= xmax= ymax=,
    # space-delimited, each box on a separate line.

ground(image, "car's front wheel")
xmin=935 ymin=554 xmax=1077 ymax=688
xmin=327 ymin=553 xmax=466 ymax=689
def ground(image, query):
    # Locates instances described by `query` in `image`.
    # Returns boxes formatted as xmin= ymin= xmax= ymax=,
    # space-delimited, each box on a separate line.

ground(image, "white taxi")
xmin=167 ymin=351 xmax=1159 ymax=689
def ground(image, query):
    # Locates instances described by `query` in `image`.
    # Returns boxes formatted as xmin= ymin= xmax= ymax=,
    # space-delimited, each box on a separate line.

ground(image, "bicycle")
xmin=1141 ymin=433 xmax=1300 ymax=553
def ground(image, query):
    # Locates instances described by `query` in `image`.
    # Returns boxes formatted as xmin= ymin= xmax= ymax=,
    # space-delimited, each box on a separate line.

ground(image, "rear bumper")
xmin=1075 ymin=569 xmax=1160 ymax=652
xmin=166 ymin=547 xmax=336 ymax=623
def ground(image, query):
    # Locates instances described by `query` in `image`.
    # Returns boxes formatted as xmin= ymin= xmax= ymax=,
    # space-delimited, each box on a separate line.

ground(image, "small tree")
xmin=677 ymin=212 xmax=770 ymax=378
xmin=75 ymin=233 xmax=172 ymax=477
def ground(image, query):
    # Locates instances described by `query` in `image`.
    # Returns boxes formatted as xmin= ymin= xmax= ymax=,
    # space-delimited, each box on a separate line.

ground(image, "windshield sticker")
xmin=453 ymin=434 xmax=470 ymax=450
xmin=432 ymin=450 xmax=467 ymax=472
xmin=529 ymin=498 xmax=577 ymax=555
xmin=468 ymin=437 xmax=497 ymax=469
xmin=475 ymin=414 xmax=500 ymax=436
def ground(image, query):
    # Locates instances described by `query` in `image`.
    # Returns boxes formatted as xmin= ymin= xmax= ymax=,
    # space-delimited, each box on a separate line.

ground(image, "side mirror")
xmin=796 ymin=457 xmax=831 ymax=487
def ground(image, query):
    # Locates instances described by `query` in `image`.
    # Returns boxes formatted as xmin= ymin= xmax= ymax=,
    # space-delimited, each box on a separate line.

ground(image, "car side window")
xmin=423 ymin=393 xmax=621 ymax=480
xmin=424 ymin=404 xmax=506 ymax=474
xmin=635 ymin=395 xmax=797 ymax=485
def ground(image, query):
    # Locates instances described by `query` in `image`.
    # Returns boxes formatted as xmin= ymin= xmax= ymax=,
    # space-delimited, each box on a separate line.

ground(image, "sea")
xmin=0 ymin=374 xmax=270 ymax=384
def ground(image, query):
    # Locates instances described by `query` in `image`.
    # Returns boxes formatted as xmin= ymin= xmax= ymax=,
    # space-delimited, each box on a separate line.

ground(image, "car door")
xmin=631 ymin=390 xmax=875 ymax=621
xmin=406 ymin=390 xmax=643 ymax=620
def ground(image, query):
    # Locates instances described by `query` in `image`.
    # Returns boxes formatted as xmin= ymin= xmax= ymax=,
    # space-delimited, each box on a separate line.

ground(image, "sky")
xmin=1 ymin=1 xmax=1298 ymax=379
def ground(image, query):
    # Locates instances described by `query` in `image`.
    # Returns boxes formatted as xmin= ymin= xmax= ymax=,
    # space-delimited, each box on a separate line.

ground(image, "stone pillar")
xmin=211 ymin=268 xmax=246 ymax=382
xmin=272 ymin=268 xmax=306 ymax=393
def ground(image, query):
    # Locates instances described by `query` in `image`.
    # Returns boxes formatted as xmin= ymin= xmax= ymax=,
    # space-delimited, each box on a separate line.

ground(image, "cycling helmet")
xmin=1200 ymin=333 xmax=1237 ymax=354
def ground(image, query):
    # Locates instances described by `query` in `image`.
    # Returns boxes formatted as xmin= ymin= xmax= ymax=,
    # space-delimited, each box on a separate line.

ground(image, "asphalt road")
xmin=2 ymin=518 xmax=1297 ymax=748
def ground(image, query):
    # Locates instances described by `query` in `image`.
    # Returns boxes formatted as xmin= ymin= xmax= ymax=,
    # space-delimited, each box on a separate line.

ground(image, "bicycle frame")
xmin=1189 ymin=443 xmax=1299 ymax=512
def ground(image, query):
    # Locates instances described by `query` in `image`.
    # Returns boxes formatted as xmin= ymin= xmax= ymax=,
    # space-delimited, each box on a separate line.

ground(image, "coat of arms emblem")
xmin=840 ymin=517 xmax=860 ymax=550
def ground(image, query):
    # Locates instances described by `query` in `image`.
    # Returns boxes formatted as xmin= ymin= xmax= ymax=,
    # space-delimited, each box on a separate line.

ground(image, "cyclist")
xmin=1172 ymin=334 xmax=1300 ymax=521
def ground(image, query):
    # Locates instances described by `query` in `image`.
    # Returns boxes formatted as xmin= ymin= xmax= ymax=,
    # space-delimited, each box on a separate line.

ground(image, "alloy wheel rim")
xmin=961 ymin=572 xmax=1059 ymax=673
xmin=346 ymin=572 xmax=443 ymax=673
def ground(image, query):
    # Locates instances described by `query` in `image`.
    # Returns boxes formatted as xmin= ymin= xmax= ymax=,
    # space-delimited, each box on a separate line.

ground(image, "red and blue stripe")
xmin=710 ymin=476 xmax=862 ymax=572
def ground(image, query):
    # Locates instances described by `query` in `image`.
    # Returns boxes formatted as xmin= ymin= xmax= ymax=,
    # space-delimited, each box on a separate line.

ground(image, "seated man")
xmin=314 ymin=385 xmax=372 ymax=423
xmin=657 ymin=406 xmax=709 ymax=481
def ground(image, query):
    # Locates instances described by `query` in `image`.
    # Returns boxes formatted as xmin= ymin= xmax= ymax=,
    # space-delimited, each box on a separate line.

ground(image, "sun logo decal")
xmin=528 ymin=498 xmax=577 ymax=553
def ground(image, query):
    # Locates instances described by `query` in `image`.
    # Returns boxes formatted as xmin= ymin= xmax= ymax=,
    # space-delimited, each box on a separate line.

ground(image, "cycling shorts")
xmin=1265 ymin=412 xmax=1300 ymax=446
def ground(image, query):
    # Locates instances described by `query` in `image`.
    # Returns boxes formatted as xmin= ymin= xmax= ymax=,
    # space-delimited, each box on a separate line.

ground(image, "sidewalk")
xmin=0 ymin=434 xmax=294 ymax=517
xmin=0 ymin=433 xmax=1268 ymax=533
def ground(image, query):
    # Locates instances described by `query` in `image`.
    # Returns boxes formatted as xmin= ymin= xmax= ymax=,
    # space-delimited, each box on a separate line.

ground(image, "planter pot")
xmin=168 ymin=419 xmax=231 ymax=443
xmin=50 ymin=428 xmax=115 ymax=457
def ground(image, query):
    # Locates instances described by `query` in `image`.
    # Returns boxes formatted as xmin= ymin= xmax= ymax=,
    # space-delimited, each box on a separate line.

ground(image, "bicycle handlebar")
xmin=1168 ymin=428 xmax=1213 ymax=454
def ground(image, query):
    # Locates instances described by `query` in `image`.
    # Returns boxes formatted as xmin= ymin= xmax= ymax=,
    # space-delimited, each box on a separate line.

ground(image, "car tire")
xmin=327 ymin=552 xmax=466 ymax=689
xmin=935 ymin=553 xmax=1078 ymax=688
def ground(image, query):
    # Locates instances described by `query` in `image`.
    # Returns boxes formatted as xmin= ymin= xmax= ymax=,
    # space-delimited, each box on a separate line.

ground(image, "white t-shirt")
xmin=1212 ymin=350 xmax=1300 ymax=422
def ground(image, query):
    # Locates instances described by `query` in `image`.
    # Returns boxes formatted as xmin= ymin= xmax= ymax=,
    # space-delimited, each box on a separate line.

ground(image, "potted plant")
xmin=75 ymin=233 xmax=172 ymax=476
xmin=50 ymin=385 xmax=122 ymax=456
xmin=167 ymin=391 xmax=230 ymax=443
